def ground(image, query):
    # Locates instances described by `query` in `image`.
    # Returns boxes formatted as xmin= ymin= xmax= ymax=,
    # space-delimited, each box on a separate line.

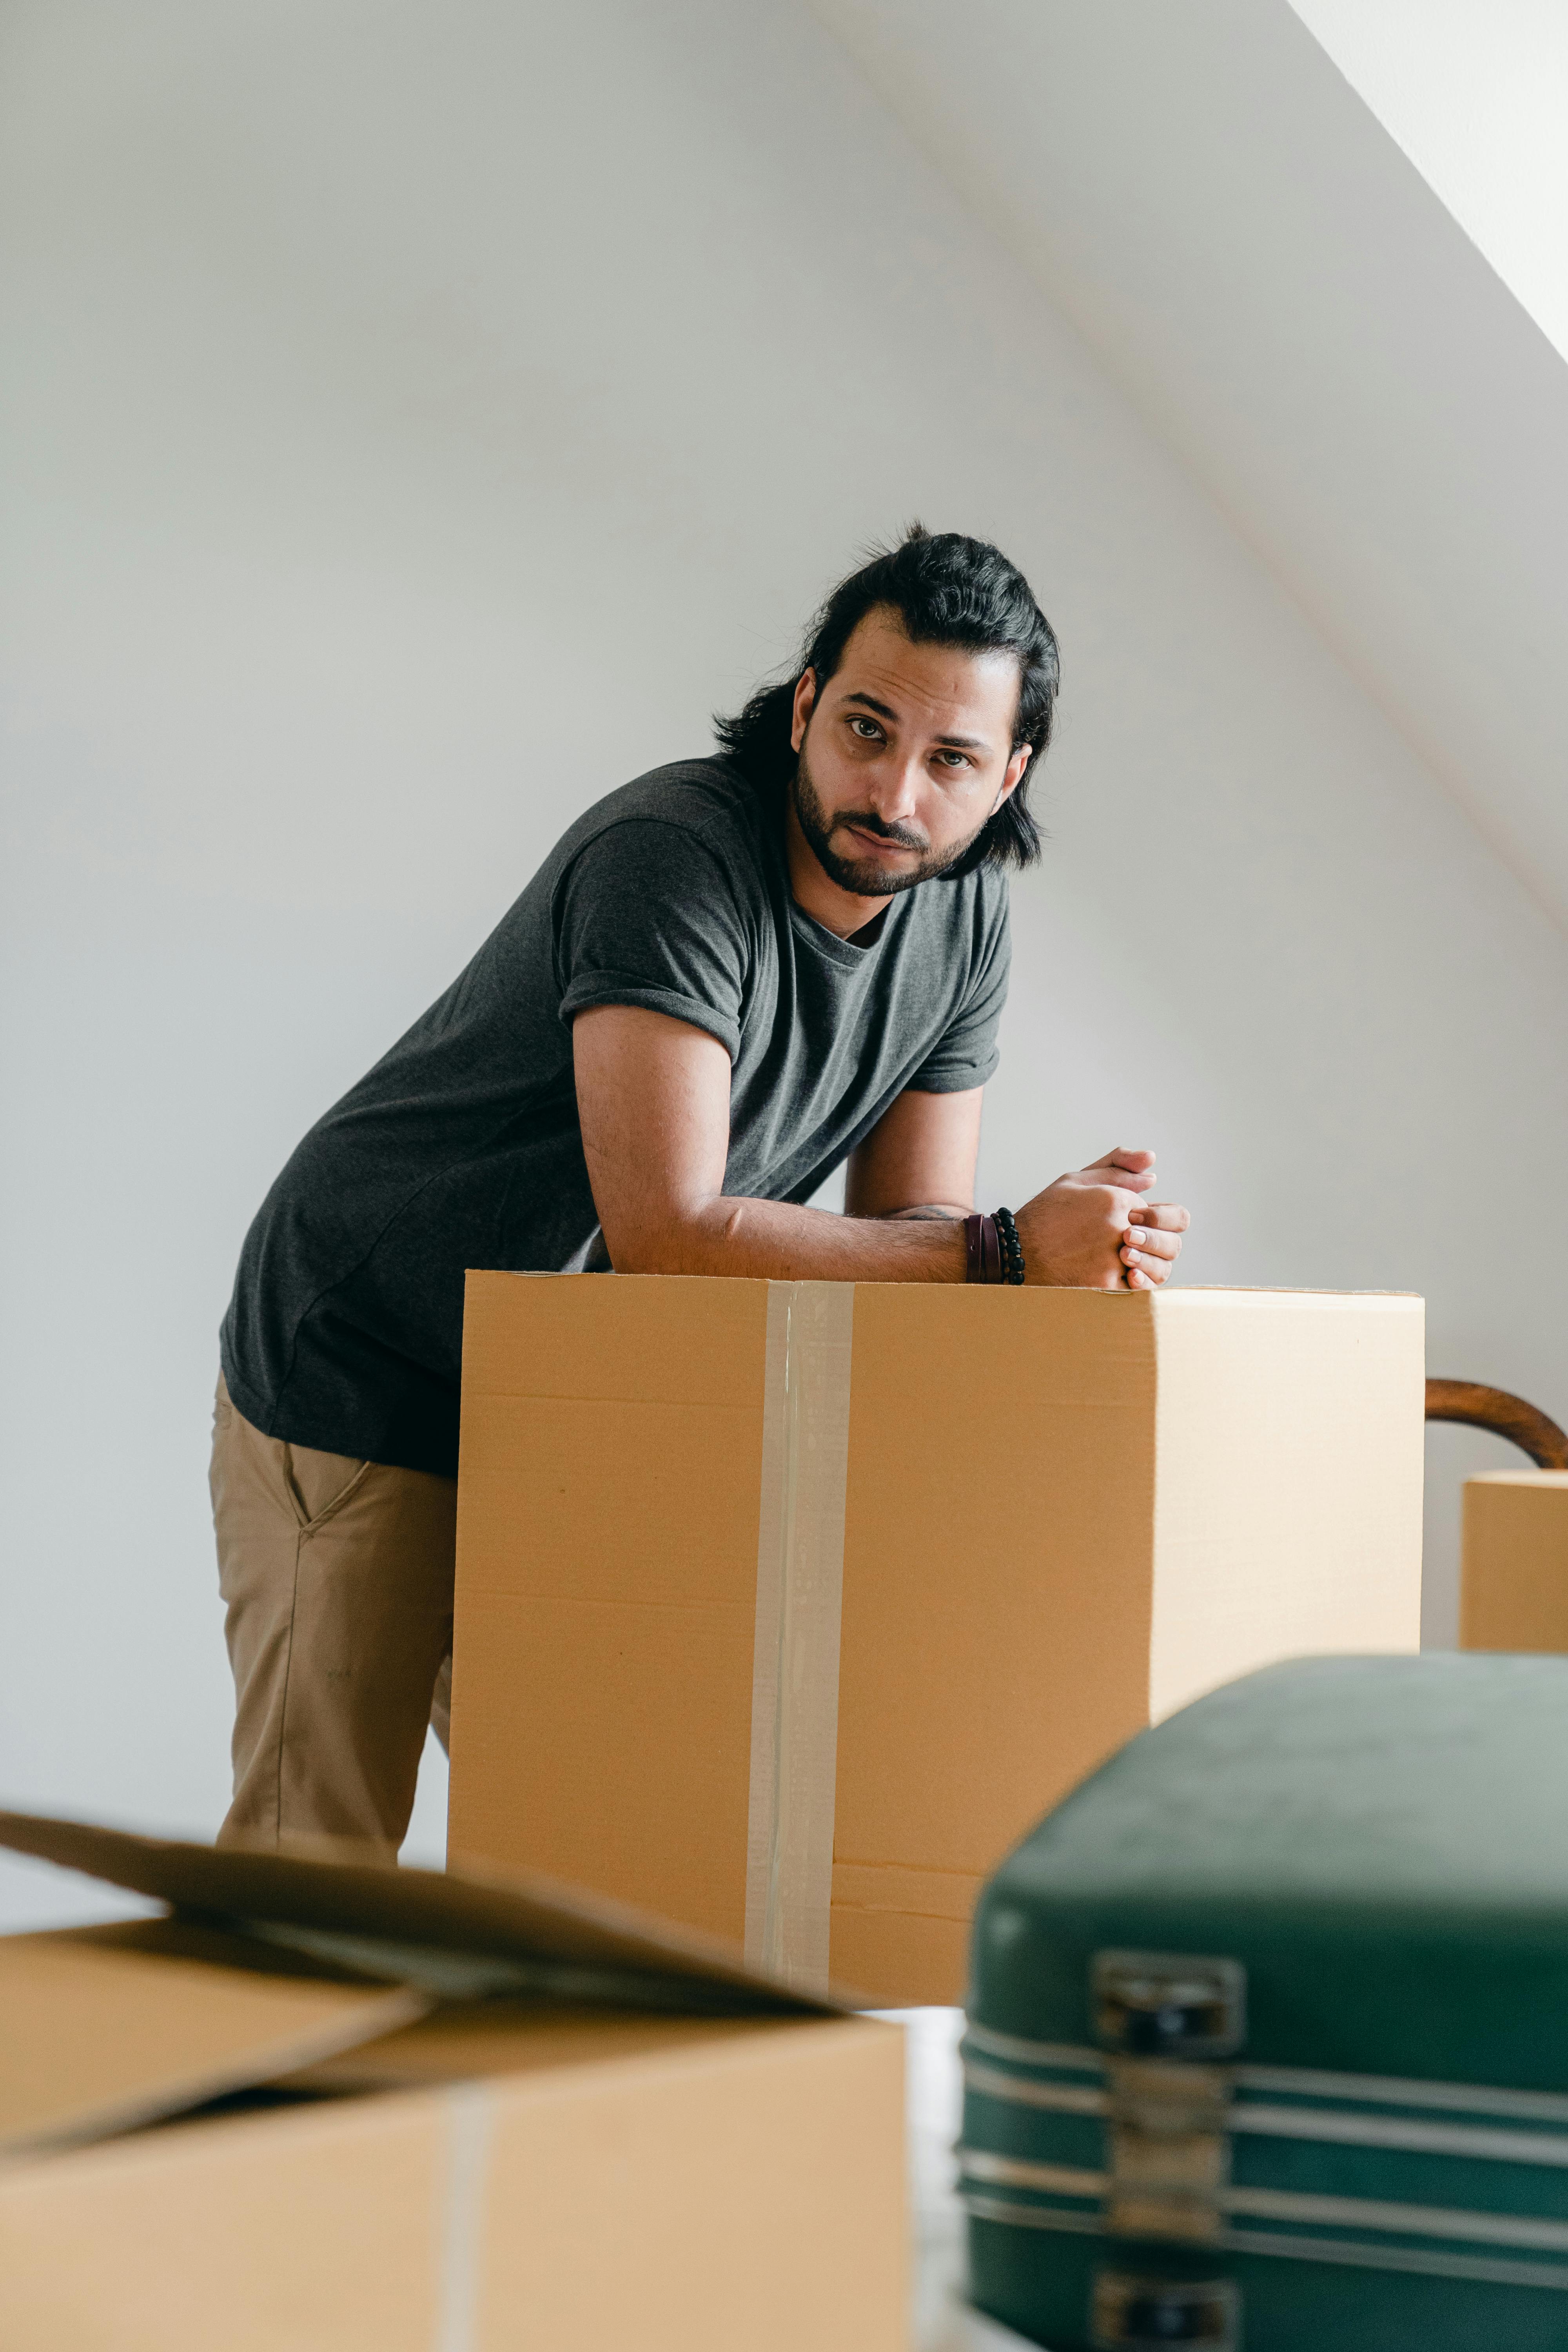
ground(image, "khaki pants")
xmin=210 ymin=1374 xmax=457 ymax=1853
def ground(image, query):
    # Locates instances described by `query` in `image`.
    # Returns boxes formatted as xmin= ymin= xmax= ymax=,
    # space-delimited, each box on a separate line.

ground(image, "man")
xmin=212 ymin=526 xmax=1189 ymax=1852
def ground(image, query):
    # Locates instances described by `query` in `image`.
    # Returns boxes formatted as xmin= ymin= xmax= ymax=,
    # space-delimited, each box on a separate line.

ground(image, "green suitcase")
xmin=961 ymin=1654 xmax=1568 ymax=2350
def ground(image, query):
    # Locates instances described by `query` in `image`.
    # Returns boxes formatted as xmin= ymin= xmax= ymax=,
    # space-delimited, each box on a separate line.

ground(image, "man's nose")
xmin=866 ymin=753 xmax=924 ymax=822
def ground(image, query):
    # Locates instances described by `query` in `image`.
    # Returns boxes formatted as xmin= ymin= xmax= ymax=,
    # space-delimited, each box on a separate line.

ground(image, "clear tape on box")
xmin=744 ymin=1282 xmax=854 ymax=1994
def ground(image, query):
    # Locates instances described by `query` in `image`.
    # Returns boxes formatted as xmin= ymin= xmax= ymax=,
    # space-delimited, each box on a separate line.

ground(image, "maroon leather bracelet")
xmin=964 ymin=1212 xmax=1004 ymax=1283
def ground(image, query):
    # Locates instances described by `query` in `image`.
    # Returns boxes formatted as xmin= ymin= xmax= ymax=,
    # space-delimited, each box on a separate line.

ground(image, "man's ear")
xmin=992 ymin=744 xmax=1032 ymax=810
xmin=790 ymin=668 xmax=817 ymax=754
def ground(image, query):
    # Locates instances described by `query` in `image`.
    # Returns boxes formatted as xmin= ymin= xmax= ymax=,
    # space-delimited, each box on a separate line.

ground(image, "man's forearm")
xmin=610 ymin=1194 xmax=969 ymax=1281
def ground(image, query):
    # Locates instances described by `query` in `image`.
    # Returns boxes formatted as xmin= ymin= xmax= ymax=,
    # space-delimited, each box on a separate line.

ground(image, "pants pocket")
xmin=282 ymin=1444 xmax=373 ymax=1532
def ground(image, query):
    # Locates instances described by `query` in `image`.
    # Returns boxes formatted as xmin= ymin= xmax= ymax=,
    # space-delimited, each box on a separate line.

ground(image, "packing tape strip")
xmin=744 ymin=1281 xmax=855 ymax=1995
xmin=437 ymin=2083 xmax=494 ymax=2352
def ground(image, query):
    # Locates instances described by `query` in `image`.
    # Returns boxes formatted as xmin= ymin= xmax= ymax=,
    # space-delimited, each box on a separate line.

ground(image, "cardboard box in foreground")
xmin=1461 ymin=1470 xmax=1568 ymax=1653
xmin=450 ymin=1277 xmax=1424 ymax=2007
xmin=0 ymin=1810 xmax=905 ymax=2352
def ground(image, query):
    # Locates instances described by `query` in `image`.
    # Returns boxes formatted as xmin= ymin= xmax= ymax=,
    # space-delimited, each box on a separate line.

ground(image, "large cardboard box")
xmin=0 ymin=1809 xmax=905 ymax=2351
xmin=1461 ymin=1469 xmax=1568 ymax=1652
xmin=450 ymin=1276 xmax=1424 ymax=2006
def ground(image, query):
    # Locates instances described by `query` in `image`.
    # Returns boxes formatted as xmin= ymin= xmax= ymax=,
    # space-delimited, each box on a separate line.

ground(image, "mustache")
xmin=831 ymin=809 xmax=929 ymax=852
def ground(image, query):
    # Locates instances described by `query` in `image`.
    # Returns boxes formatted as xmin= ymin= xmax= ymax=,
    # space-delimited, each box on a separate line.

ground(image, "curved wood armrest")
xmin=1425 ymin=1379 xmax=1568 ymax=1471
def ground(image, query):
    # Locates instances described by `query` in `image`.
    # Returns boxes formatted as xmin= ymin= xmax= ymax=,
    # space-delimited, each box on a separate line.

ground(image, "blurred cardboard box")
xmin=449 ymin=1276 xmax=1424 ymax=2006
xmin=1461 ymin=1469 xmax=1568 ymax=1652
xmin=0 ymin=1809 xmax=905 ymax=2352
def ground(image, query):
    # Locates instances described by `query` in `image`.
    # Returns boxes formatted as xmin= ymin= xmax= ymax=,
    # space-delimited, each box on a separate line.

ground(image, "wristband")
xmin=964 ymin=1212 xmax=1027 ymax=1284
xmin=964 ymin=1212 xmax=1003 ymax=1283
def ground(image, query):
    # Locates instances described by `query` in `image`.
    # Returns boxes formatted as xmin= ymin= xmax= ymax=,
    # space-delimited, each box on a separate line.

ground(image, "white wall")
xmin=1290 ymin=0 xmax=1568 ymax=365
xmin=4 ymin=0 xmax=1564 ymax=1931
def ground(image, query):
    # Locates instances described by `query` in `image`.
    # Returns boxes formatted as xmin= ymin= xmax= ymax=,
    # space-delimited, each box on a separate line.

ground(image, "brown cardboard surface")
xmin=450 ymin=1272 xmax=768 ymax=1942
xmin=475 ymin=2013 xmax=904 ymax=2349
xmin=0 ymin=2089 xmax=449 ymax=2352
xmin=0 ymin=1916 xmax=424 ymax=2156
xmin=833 ymin=1286 xmax=1158 ymax=1911
xmin=1147 ymin=1289 xmax=1425 ymax=1719
xmin=450 ymin=1274 xmax=1425 ymax=2004
xmin=0 ymin=1813 xmax=906 ymax=2351
xmin=1461 ymin=1470 xmax=1568 ymax=1652
xmin=826 ymin=1874 xmax=977 ymax=2008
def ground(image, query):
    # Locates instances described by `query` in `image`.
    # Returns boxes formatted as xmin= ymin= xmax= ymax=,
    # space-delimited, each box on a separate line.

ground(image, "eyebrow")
xmin=838 ymin=690 xmax=988 ymax=752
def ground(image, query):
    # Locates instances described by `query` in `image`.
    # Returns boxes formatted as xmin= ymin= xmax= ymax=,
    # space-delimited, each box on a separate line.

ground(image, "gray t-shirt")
xmin=221 ymin=757 xmax=1010 ymax=1475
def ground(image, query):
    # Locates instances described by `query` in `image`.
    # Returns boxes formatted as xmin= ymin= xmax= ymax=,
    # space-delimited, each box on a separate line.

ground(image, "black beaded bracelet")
xmin=994 ymin=1206 xmax=1026 ymax=1285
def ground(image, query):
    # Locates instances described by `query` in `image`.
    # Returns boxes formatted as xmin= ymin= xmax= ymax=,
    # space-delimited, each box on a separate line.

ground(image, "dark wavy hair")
xmin=715 ymin=524 xmax=1059 ymax=875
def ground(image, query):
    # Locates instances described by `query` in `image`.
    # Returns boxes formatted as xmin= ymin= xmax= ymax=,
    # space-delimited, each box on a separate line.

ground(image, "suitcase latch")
xmin=1093 ymin=1952 xmax=1244 ymax=2244
xmin=1093 ymin=1950 xmax=1245 ymax=2061
xmin=1091 ymin=2270 xmax=1241 ymax=2350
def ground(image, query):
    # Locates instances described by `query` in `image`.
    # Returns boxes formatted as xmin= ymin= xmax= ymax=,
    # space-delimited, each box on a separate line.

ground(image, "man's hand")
xmin=1016 ymin=1146 xmax=1190 ymax=1290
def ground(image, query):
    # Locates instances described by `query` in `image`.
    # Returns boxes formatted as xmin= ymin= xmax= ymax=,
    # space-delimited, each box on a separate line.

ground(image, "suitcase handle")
xmin=1425 ymin=1379 xmax=1568 ymax=1470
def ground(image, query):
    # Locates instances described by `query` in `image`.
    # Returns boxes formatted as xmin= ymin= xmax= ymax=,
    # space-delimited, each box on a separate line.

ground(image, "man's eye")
xmin=850 ymin=717 xmax=883 ymax=740
xmin=936 ymin=750 xmax=971 ymax=770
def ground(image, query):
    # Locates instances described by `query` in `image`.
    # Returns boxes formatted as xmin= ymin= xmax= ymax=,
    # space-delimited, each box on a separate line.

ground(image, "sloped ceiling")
xmin=811 ymin=0 xmax=1568 ymax=935
xmin=1290 ymin=0 xmax=1568 ymax=366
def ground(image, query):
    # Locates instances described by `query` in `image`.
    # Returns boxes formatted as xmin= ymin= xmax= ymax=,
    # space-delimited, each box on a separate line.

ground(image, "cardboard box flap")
xmin=0 ymin=1808 xmax=835 ymax=2018
xmin=0 ymin=1915 xmax=428 ymax=2160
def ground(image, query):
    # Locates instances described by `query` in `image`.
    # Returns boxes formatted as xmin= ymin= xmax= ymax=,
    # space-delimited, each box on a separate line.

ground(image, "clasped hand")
xmin=1014 ymin=1147 xmax=1189 ymax=1289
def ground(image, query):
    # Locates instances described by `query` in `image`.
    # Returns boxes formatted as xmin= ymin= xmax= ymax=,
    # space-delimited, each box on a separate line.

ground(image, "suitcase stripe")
xmin=964 ymin=2056 xmax=1568 ymax=2165
xmin=1229 ymin=2183 xmax=1568 ymax=2250
xmin=963 ymin=2025 xmax=1102 ymax=2072
xmin=961 ymin=2189 xmax=1568 ymax=2295
xmin=964 ymin=2058 xmax=1105 ymax=2115
xmin=1238 ymin=2065 xmax=1568 ymax=2126
xmin=1235 ymin=2104 xmax=1568 ymax=2167
xmin=960 ymin=2147 xmax=1568 ymax=2254
xmin=963 ymin=2025 xmax=1568 ymax=2129
xmin=961 ymin=2150 xmax=1104 ymax=2203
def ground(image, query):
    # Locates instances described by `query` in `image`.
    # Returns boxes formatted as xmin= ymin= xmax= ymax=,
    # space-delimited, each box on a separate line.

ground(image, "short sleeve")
xmin=906 ymin=888 xmax=1011 ymax=1093
xmin=554 ymin=819 xmax=750 ymax=1062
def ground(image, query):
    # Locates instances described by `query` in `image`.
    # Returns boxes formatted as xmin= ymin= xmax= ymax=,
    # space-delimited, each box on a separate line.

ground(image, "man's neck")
xmin=784 ymin=793 xmax=893 ymax=942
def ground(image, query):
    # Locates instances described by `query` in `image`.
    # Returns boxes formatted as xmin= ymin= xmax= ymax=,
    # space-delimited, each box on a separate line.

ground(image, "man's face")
xmin=789 ymin=606 xmax=1030 ymax=898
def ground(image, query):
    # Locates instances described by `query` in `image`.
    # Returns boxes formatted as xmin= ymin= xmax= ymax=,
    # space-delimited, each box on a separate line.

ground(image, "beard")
xmin=791 ymin=744 xmax=987 ymax=897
